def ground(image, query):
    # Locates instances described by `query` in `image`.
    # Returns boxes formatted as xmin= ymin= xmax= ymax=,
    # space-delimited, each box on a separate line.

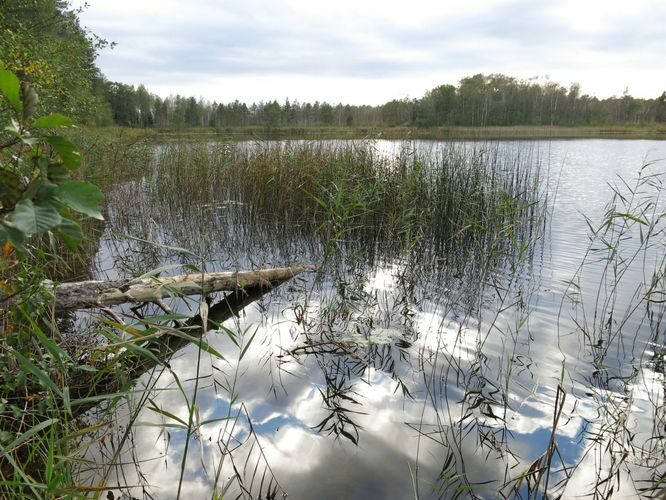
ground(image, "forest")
xmin=100 ymin=76 xmax=666 ymax=129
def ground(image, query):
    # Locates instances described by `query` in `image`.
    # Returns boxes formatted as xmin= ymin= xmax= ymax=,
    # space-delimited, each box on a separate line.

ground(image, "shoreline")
xmin=80 ymin=125 xmax=666 ymax=142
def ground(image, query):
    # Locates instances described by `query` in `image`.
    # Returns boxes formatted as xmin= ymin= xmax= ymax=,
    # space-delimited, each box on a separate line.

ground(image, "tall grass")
xmin=2 ymin=136 xmax=547 ymax=498
xmin=41 ymin=135 xmax=666 ymax=499
xmin=143 ymin=140 xmax=543 ymax=271
xmin=551 ymin=160 xmax=666 ymax=498
xmin=67 ymin=137 xmax=546 ymax=497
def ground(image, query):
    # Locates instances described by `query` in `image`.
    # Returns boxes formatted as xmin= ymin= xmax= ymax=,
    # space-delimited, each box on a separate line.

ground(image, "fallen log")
xmin=53 ymin=266 xmax=307 ymax=311
xmin=68 ymin=266 xmax=309 ymax=415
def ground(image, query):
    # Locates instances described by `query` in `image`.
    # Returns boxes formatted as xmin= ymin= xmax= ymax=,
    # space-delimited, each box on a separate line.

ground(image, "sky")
xmin=70 ymin=0 xmax=666 ymax=105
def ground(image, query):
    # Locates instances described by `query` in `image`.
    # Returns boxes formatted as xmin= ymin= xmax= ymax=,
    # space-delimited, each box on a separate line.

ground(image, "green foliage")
xmin=0 ymin=68 xmax=22 ymax=114
xmin=95 ymin=73 xmax=665 ymax=131
xmin=0 ymin=0 xmax=111 ymax=120
xmin=0 ymin=67 xmax=108 ymax=496
xmin=657 ymin=91 xmax=666 ymax=123
xmin=0 ymin=67 xmax=104 ymax=252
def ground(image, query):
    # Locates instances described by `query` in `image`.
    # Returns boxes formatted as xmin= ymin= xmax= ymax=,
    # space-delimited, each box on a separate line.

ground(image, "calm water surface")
xmin=80 ymin=139 xmax=666 ymax=499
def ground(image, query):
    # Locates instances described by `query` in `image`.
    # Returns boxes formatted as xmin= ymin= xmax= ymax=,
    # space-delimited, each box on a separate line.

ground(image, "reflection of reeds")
xmin=77 ymin=138 xmax=548 ymax=497
xmin=553 ymin=161 xmax=666 ymax=498
xmin=88 ymin=138 xmax=666 ymax=498
xmin=98 ymin=139 xmax=543 ymax=285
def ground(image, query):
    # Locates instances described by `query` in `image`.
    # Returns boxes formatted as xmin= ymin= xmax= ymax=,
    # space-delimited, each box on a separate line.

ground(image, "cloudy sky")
xmin=71 ymin=0 xmax=666 ymax=105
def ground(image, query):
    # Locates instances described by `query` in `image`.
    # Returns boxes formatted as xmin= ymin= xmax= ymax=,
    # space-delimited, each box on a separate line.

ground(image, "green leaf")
xmin=0 ymin=167 xmax=24 ymax=211
xmin=0 ymin=68 xmax=22 ymax=114
xmin=147 ymin=400 xmax=189 ymax=427
xmin=33 ymin=113 xmax=73 ymax=129
xmin=55 ymin=218 xmax=84 ymax=249
xmin=34 ymin=181 xmax=59 ymax=204
xmin=9 ymin=199 xmax=62 ymax=236
xmin=0 ymin=418 xmax=58 ymax=458
xmin=13 ymin=351 xmax=63 ymax=398
xmin=43 ymin=136 xmax=81 ymax=170
xmin=167 ymin=330 xmax=226 ymax=360
xmin=0 ymin=220 xmax=25 ymax=251
xmin=613 ymin=212 xmax=648 ymax=225
xmin=46 ymin=162 xmax=70 ymax=184
xmin=239 ymin=329 xmax=258 ymax=361
xmin=69 ymin=390 xmax=146 ymax=407
xmin=57 ymin=181 xmax=104 ymax=219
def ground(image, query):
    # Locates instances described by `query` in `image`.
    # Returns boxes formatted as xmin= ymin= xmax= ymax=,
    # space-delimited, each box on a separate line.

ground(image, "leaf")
xmin=13 ymin=351 xmax=63 ymax=398
xmin=56 ymin=181 xmax=104 ymax=219
xmin=119 ymin=233 xmax=201 ymax=259
xmin=33 ymin=113 xmax=73 ymax=129
xmin=9 ymin=199 xmax=62 ymax=236
xmin=55 ymin=218 xmax=84 ymax=249
xmin=46 ymin=162 xmax=70 ymax=184
xmin=613 ymin=212 xmax=647 ymax=225
xmin=18 ymin=309 xmax=68 ymax=371
xmin=0 ymin=220 xmax=25 ymax=251
xmin=147 ymin=399 xmax=189 ymax=427
xmin=0 ymin=67 xmax=22 ymax=114
xmin=239 ymin=329 xmax=258 ymax=361
xmin=139 ymin=313 xmax=193 ymax=323
xmin=132 ymin=263 xmax=190 ymax=282
xmin=167 ymin=330 xmax=226 ymax=360
xmin=0 ymin=418 xmax=58 ymax=457
xmin=0 ymin=167 xmax=25 ymax=211
xmin=69 ymin=390 xmax=146 ymax=407
xmin=339 ymin=429 xmax=359 ymax=445
xmin=43 ymin=136 xmax=81 ymax=170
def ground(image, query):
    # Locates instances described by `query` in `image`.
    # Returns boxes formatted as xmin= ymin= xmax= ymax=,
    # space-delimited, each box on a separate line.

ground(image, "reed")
xmin=37 ymin=135 xmax=666 ymax=498
xmin=142 ymin=139 xmax=543 ymax=268
xmin=0 ymin=135 xmax=549 ymax=498
xmin=64 ymin=137 xmax=546 ymax=497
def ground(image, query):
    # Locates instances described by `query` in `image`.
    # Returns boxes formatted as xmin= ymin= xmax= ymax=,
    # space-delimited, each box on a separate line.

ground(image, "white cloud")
xmin=70 ymin=0 xmax=666 ymax=103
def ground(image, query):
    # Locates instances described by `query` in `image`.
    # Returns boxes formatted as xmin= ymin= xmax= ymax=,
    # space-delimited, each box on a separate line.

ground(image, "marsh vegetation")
xmin=46 ymin=135 xmax=666 ymax=498
xmin=2 ymin=3 xmax=666 ymax=496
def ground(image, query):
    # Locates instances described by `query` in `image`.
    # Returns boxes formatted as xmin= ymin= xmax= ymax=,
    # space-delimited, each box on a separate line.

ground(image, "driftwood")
xmin=53 ymin=266 xmax=307 ymax=311
xmin=68 ymin=266 xmax=308 ymax=415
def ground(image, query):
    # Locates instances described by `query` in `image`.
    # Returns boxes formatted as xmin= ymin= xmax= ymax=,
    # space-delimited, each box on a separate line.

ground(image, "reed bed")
xmin=65 ymin=138 xmax=547 ymax=498
xmin=0 ymin=136 xmax=550 ymax=498
xmin=146 ymin=140 xmax=543 ymax=270
xmin=25 ymin=135 xmax=666 ymax=499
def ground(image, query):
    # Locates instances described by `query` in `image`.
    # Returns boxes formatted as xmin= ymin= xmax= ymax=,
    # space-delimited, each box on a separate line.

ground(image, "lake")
xmin=77 ymin=138 xmax=666 ymax=499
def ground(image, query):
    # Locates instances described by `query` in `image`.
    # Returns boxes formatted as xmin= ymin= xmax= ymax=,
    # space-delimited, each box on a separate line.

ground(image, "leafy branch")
xmin=0 ymin=65 xmax=103 ymax=251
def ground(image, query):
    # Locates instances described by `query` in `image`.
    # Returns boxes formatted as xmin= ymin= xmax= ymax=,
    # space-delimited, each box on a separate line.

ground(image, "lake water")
xmin=79 ymin=139 xmax=666 ymax=499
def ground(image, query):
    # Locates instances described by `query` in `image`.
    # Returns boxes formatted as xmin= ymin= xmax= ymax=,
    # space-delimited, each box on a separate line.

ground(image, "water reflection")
xmin=76 ymin=139 xmax=666 ymax=498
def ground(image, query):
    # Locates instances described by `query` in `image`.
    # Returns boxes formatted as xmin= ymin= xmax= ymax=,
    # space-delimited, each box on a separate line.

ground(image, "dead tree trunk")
xmin=68 ymin=266 xmax=309 ymax=415
xmin=53 ymin=266 xmax=307 ymax=311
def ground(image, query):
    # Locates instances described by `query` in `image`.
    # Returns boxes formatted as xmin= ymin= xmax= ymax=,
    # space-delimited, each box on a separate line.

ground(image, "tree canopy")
xmin=94 ymin=73 xmax=666 ymax=130
xmin=0 ymin=0 xmax=111 ymax=121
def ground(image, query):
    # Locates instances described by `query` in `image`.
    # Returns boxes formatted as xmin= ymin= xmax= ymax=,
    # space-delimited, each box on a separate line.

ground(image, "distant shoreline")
xmin=83 ymin=125 xmax=666 ymax=142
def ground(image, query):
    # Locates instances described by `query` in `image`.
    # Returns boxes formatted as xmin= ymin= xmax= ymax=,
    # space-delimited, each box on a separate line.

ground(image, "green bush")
xmin=0 ymin=66 xmax=105 ymax=498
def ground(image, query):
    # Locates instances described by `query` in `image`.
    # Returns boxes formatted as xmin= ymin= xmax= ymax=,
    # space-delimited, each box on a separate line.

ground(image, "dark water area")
xmin=77 ymin=139 xmax=666 ymax=498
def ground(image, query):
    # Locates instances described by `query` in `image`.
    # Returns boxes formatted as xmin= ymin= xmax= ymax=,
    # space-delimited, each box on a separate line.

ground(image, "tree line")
xmin=101 ymin=75 xmax=666 ymax=129
xmin=2 ymin=2 xmax=666 ymax=129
